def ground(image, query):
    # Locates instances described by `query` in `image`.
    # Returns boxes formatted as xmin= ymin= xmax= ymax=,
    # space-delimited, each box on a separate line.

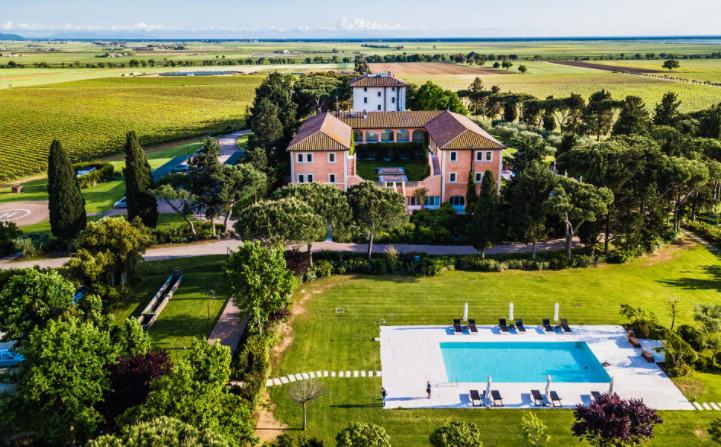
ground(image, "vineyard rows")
xmin=0 ymin=76 xmax=263 ymax=182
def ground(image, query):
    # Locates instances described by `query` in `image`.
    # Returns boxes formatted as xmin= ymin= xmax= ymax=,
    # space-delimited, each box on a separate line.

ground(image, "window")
xmin=297 ymin=174 xmax=305 ymax=183
xmin=363 ymin=87 xmax=367 ymax=92
xmin=391 ymin=86 xmax=395 ymax=91
xmin=407 ymin=196 xmax=420 ymax=206
xmin=424 ymin=196 xmax=440 ymax=207
xmin=328 ymin=152 xmax=336 ymax=163
xmin=297 ymin=153 xmax=304 ymax=163
xmin=381 ymin=130 xmax=394 ymax=142
xmin=450 ymin=196 xmax=465 ymax=207
xmin=475 ymin=172 xmax=483 ymax=182
xmin=475 ymin=151 xmax=483 ymax=162
xmin=366 ymin=130 xmax=379 ymax=143
xmin=412 ymin=129 xmax=425 ymax=142
xmin=329 ymin=173 xmax=336 ymax=183
xmin=377 ymin=91 xmax=381 ymax=97
xmin=377 ymin=105 xmax=382 ymax=111
xmin=449 ymin=172 xmax=457 ymax=182
xmin=353 ymin=130 xmax=363 ymax=142
xmin=485 ymin=151 xmax=493 ymax=162
xmin=397 ymin=130 xmax=409 ymax=142
xmin=306 ymin=153 xmax=313 ymax=163
xmin=307 ymin=174 xmax=314 ymax=183
xmin=392 ymin=97 xmax=396 ymax=103
xmin=450 ymin=151 xmax=457 ymax=162
xmin=364 ymin=97 xmax=368 ymax=104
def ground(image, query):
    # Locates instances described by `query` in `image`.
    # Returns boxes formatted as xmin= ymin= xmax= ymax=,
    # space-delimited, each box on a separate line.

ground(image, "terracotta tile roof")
xmin=425 ymin=111 xmax=505 ymax=150
xmin=287 ymin=113 xmax=352 ymax=151
xmin=349 ymin=75 xmax=409 ymax=88
xmin=336 ymin=111 xmax=444 ymax=129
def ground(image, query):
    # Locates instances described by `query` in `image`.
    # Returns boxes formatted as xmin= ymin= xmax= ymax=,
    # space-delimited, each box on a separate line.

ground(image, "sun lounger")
xmin=591 ymin=391 xmax=602 ymax=402
xmin=499 ymin=319 xmax=510 ymax=334
xmin=491 ymin=390 xmax=504 ymax=407
xmin=560 ymin=319 xmax=572 ymax=333
xmin=453 ymin=319 xmax=463 ymax=334
xmin=628 ymin=331 xmax=641 ymax=348
xmin=531 ymin=389 xmax=547 ymax=406
xmin=550 ymin=391 xmax=563 ymax=407
xmin=515 ymin=319 xmax=526 ymax=333
xmin=542 ymin=319 xmax=553 ymax=333
xmin=641 ymin=349 xmax=655 ymax=363
xmin=468 ymin=319 xmax=478 ymax=334
xmin=470 ymin=389 xmax=482 ymax=406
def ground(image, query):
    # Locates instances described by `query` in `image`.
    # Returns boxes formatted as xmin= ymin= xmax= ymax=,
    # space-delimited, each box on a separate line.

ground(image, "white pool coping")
xmin=380 ymin=325 xmax=693 ymax=410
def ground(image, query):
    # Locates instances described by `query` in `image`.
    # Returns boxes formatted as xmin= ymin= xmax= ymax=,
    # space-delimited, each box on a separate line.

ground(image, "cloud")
xmin=1 ymin=18 xmax=427 ymax=35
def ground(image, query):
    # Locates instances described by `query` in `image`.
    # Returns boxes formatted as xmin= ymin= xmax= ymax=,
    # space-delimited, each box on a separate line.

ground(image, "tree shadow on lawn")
xmin=343 ymin=273 xmax=421 ymax=284
xmin=658 ymin=264 xmax=721 ymax=293
xmin=149 ymin=313 xmax=219 ymax=346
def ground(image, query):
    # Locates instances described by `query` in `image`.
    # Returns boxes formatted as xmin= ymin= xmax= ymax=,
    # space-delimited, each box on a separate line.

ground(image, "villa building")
xmin=350 ymin=72 xmax=407 ymax=112
xmin=288 ymin=74 xmax=505 ymax=213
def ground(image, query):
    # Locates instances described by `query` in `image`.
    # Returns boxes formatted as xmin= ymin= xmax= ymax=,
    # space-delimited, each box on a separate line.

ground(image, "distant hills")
xmin=0 ymin=33 xmax=25 ymax=41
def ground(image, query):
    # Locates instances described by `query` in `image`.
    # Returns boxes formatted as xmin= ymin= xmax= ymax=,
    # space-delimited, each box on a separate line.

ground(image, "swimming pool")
xmin=440 ymin=342 xmax=611 ymax=383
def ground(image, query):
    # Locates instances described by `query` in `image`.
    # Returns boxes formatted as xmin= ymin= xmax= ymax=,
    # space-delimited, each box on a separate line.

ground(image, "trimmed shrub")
xmin=677 ymin=324 xmax=704 ymax=351
xmin=14 ymin=232 xmax=51 ymax=258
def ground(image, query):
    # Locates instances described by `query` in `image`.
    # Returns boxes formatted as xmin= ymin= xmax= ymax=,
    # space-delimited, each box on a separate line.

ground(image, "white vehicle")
xmin=115 ymin=197 xmax=127 ymax=208
xmin=76 ymin=167 xmax=97 ymax=177
xmin=171 ymin=164 xmax=190 ymax=173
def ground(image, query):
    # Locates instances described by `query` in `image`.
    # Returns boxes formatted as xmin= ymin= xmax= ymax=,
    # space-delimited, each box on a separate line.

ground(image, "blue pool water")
xmin=440 ymin=342 xmax=611 ymax=383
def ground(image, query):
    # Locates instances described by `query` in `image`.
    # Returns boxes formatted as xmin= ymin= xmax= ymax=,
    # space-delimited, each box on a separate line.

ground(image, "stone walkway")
xmin=265 ymin=370 xmax=382 ymax=387
xmin=207 ymin=296 xmax=248 ymax=355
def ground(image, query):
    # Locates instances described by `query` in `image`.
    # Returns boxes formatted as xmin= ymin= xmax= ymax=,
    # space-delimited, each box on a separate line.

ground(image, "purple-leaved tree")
xmin=572 ymin=393 xmax=662 ymax=447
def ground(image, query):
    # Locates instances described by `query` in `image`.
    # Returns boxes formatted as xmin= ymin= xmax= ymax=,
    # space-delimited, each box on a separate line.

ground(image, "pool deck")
xmin=380 ymin=325 xmax=693 ymax=411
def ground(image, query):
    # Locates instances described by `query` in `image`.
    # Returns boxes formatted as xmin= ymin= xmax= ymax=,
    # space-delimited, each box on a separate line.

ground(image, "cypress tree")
xmin=465 ymin=170 xmax=478 ymax=211
xmin=470 ymin=170 xmax=499 ymax=259
xmin=47 ymin=139 xmax=86 ymax=250
xmin=123 ymin=131 xmax=158 ymax=228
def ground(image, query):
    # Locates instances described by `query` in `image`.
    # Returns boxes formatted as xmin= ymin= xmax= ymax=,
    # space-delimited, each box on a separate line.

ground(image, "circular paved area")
xmin=0 ymin=201 xmax=49 ymax=227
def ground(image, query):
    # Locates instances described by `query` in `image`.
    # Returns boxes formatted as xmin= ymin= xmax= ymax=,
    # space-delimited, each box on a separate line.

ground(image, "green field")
xmin=269 ymin=240 xmax=721 ymax=446
xmin=356 ymin=159 xmax=428 ymax=182
xmin=0 ymin=77 xmax=257 ymax=182
xmin=0 ymin=140 xmax=203 ymax=212
xmin=115 ymin=269 xmax=230 ymax=359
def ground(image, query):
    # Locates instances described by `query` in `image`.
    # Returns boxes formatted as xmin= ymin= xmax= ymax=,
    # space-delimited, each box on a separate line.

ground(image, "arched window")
xmin=450 ymin=196 xmax=465 ymax=207
xmin=397 ymin=130 xmax=410 ymax=142
xmin=353 ymin=130 xmax=363 ymax=143
xmin=366 ymin=130 xmax=379 ymax=143
xmin=412 ymin=129 xmax=425 ymax=142
xmin=381 ymin=130 xmax=394 ymax=142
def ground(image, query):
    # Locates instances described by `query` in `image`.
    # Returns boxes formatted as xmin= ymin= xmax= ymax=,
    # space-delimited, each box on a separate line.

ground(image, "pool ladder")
xmin=575 ymin=335 xmax=582 ymax=348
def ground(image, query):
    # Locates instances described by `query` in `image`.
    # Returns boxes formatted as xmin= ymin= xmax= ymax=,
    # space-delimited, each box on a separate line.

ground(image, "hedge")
xmin=354 ymin=142 xmax=425 ymax=161
xmin=73 ymin=161 xmax=116 ymax=189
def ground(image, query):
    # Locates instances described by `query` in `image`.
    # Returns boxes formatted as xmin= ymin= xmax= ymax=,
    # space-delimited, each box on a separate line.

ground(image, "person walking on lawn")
xmin=381 ymin=387 xmax=387 ymax=406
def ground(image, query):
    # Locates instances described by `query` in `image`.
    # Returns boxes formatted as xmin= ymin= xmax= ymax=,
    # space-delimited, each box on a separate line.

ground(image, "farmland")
xmin=0 ymin=76 xmax=260 ymax=182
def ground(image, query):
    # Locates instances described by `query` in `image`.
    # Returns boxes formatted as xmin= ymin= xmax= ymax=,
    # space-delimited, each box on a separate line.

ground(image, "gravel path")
xmin=0 ymin=237 xmax=579 ymax=271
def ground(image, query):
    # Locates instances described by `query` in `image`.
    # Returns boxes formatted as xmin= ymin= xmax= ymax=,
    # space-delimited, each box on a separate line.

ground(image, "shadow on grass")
xmin=658 ymin=264 xmax=721 ymax=293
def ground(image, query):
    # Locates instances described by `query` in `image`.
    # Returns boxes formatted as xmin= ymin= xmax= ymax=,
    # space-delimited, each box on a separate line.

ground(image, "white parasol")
xmin=509 ymin=302 xmax=514 ymax=322
xmin=463 ymin=303 xmax=468 ymax=322
xmin=608 ymin=377 xmax=615 ymax=395
xmin=485 ymin=376 xmax=492 ymax=403
xmin=554 ymin=303 xmax=559 ymax=322
xmin=546 ymin=374 xmax=552 ymax=400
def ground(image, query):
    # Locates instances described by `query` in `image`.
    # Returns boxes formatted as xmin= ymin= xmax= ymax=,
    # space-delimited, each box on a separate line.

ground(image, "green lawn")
xmin=115 ymin=270 xmax=229 ymax=359
xmin=269 ymin=240 xmax=721 ymax=446
xmin=0 ymin=140 xmax=203 ymax=219
xmin=356 ymin=159 xmax=429 ymax=182
xmin=18 ymin=213 xmax=193 ymax=236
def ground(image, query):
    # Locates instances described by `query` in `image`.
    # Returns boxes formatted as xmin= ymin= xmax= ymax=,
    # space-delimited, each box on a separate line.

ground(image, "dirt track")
xmin=550 ymin=61 xmax=667 ymax=74
xmin=369 ymin=62 xmax=515 ymax=76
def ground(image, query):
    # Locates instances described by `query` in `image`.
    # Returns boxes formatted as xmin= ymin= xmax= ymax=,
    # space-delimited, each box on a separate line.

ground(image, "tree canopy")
xmin=47 ymin=138 xmax=86 ymax=247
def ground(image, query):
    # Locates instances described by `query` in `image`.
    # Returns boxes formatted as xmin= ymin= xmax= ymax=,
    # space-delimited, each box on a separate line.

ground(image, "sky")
xmin=2 ymin=0 xmax=721 ymax=39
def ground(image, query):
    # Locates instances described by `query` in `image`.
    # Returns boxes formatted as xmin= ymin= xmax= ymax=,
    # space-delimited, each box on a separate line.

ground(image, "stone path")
xmin=207 ymin=296 xmax=248 ymax=355
xmin=266 ymin=370 xmax=382 ymax=387
xmin=691 ymin=402 xmax=721 ymax=411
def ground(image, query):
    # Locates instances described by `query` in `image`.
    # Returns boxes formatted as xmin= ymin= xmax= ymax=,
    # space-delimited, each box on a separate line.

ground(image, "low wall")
xmin=139 ymin=270 xmax=184 ymax=329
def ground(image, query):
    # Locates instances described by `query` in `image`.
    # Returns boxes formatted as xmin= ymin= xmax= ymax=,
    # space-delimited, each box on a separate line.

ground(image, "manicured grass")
xmin=269 ymin=240 xmax=721 ymax=445
xmin=115 ymin=271 xmax=229 ymax=359
xmin=17 ymin=213 xmax=194 ymax=236
xmin=0 ymin=140 xmax=203 ymax=217
xmin=356 ymin=159 xmax=429 ymax=182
